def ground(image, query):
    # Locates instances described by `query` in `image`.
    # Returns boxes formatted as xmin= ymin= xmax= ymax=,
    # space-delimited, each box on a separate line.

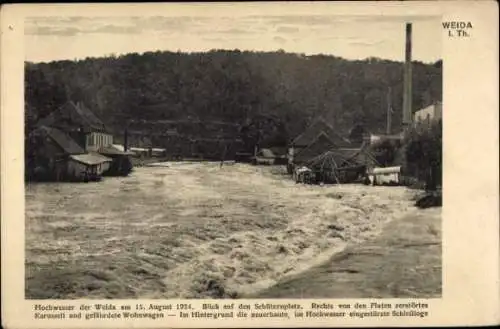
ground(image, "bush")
xmin=403 ymin=121 xmax=442 ymax=190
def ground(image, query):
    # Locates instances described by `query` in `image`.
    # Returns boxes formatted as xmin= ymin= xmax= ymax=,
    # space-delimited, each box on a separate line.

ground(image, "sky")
xmin=25 ymin=15 xmax=442 ymax=64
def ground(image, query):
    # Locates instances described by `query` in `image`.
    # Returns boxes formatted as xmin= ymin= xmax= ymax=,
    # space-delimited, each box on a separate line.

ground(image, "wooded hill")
xmin=25 ymin=50 xmax=442 ymax=155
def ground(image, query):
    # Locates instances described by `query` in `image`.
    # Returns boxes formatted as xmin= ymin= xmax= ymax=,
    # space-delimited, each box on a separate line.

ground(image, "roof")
xmin=70 ymin=153 xmax=112 ymax=166
xmin=305 ymin=144 xmax=380 ymax=170
xmin=294 ymin=131 xmax=336 ymax=163
xmin=111 ymin=144 xmax=125 ymax=152
xmin=414 ymin=101 xmax=442 ymax=114
xmin=99 ymin=145 xmax=135 ymax=156
xmin=257 ymin=148 xmax=276 ymax=158
xmin=32 ymin=126 xmax=85 ymax=155
xmin=291 ymin=116 xmax=351 ymax=147
xmin=130 ymin=147 xmax=149 ymax=152
xmin=37 ymin=101 xmax=107 ymax=132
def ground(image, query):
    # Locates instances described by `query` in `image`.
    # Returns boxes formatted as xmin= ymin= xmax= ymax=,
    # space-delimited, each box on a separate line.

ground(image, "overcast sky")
xmin=25 ymin=15 xmax=442 ymax=63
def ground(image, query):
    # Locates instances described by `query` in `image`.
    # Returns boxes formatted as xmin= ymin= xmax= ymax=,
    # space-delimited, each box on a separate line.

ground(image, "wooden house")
xmin=26 ymin=126 xmax=112 ymax=182
xmin=37 ymin=101 xmax=112 ymax=152
xmin=36 ymin=101 xmax=132 ymax=176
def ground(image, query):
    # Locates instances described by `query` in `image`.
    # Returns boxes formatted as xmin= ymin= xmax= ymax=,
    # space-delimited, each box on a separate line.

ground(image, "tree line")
xmin=25 ymin=49 xmax=442 ymax=150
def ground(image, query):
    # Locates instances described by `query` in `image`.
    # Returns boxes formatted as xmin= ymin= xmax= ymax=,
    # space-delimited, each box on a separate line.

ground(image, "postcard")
xmin=1 ymin=1 xmax=498 ymax=328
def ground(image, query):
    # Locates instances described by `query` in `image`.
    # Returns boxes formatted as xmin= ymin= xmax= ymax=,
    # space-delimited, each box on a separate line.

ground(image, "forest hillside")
xmin=25 ymin=50 xmax=442 ymax=155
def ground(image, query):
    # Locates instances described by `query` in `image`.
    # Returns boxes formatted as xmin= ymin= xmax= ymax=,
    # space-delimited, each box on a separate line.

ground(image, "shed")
xmin=253 ymin=148 xmax=277 ymax=165
xmin=68 ymin=153 xmax=112 ymax=181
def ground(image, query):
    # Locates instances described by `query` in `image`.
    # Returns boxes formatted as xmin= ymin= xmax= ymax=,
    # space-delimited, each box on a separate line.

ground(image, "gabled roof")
xmin=37 ymin=101 xmax=107 ymax=132
xmin=31 ymin=126 xmax=85 ymax=155
xmin=294 ymin=131 xmax=337 ymax=163
xmin=291 ymin=116 xmax=351 ymax=147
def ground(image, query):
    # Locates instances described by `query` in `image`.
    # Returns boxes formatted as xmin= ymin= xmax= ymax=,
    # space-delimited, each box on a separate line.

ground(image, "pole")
xmin=386 ymin=87 xmax=392 ymax=135
xmin=124 ymin=126 xmax=128 ymax=152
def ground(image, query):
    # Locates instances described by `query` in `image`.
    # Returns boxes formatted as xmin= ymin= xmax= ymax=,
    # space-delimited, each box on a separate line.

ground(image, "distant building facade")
xmin=414 ymin=101 xmax=443 ymax=125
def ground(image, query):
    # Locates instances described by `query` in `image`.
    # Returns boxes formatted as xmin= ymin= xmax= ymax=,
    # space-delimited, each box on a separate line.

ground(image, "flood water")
xmin=25 ymin=162 xmax=418 ymax=299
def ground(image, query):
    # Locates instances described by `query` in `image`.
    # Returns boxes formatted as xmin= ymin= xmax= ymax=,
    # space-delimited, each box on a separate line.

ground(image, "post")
xmin=123 ymin=127 xmax=128 ymax=152
xmin=386 ymin=87 xmax=392 ymax=135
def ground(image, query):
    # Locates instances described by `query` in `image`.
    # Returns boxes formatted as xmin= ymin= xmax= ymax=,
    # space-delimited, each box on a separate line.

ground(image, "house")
xmin=288 ymin=116 xmax=352 ymax=172
xmin=36 ymin=101 xmax=132 ymax=176
xmin=290 ymin=116 xmax=351 ymax=150
xmin=414 ymin=101 xmax=443 ymax=126
xmin=37 ymin=101 xmax=112 ymax=152
xmin=26 ymin=126 xmax=112 ymax=182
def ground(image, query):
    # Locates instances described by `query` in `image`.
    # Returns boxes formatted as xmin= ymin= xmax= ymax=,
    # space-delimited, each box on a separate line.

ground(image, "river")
xmin=25 ymin=162 xmax=419 ymax=299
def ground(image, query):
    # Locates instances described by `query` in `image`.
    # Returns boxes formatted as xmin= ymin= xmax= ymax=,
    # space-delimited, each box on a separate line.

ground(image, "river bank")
xmin=252 ymin=207 xmax=441 ymax=298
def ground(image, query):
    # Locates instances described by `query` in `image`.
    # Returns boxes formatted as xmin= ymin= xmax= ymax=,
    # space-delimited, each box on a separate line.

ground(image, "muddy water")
xmin=25 ymin=163 xmax=418 ymax=299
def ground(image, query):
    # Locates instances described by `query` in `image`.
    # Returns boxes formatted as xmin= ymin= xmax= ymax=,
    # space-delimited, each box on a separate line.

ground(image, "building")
xmin=292 ymin=131 xmax=337 ymax=165
xmin=36 ymin=101 xmax=133 ymax=176
xmin=26 ymin=126 xmax=112 ymax=182
xmin=287 ymin=117 xmax=352 ymax=173
xmin=413 ymin=101 xmax=443 ymax=126
xmin=37 ymin=101 xmax=113 ymax=152
xmin=289 ymin=116 xmax=351 ymax=152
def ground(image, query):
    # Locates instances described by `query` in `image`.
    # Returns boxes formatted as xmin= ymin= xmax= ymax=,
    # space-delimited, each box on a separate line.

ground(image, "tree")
xmin=404 ymin=121 xmax=442 ymax=190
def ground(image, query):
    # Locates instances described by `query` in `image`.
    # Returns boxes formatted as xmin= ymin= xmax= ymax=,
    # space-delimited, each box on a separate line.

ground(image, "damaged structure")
xmin=26 ymin=126 xmax=112 ymax=182
xmin=26 ymin=101 xmax=133 ymax=181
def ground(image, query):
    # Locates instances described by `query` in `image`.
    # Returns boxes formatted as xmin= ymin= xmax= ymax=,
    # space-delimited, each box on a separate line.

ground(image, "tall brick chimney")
xmin=402 ymin=23 xmax=413 ymax=128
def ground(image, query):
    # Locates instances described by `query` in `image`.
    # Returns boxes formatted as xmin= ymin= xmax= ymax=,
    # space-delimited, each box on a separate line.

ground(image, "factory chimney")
xmin=402 ymin=23 xmax=413 ymax=129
